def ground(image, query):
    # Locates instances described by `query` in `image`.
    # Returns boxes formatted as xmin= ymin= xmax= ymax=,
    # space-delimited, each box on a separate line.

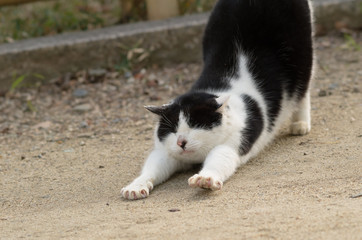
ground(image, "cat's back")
xmin=194 ymin=0 xmax=313 ymax=95
xmin=204 ymin=0 xmax=312 ymax=45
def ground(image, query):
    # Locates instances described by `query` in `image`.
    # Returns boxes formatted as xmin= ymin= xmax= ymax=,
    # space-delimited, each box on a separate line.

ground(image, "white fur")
xmin=121 ymin=53 xmax=311 ymax=200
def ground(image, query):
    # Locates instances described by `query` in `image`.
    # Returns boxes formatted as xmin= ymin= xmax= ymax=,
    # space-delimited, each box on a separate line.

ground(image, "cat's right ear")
xmin=216 ymin=95 xmax=230 ymax=113
xmin=144 ymin=104 xmax=171 ymax=115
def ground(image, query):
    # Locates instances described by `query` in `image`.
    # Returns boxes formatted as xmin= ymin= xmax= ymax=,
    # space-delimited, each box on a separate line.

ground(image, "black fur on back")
xmin=192 ymin=0 xmax=313 ymax=131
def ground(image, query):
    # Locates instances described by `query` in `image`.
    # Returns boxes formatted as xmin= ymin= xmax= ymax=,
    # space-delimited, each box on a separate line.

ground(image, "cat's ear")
xmin=144 ymin=103 xmax=171 ymax=115
xmin=216 ymin=95 xmax=230 ymax=113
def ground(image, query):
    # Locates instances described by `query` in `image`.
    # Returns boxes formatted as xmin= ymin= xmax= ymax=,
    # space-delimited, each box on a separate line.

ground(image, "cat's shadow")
xmin=155 ymin=164 xmax=223 ymax=201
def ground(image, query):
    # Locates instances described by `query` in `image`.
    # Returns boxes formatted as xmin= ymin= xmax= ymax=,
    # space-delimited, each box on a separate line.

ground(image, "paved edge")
xmin=0 ymin=0 xmax=361 ymax=91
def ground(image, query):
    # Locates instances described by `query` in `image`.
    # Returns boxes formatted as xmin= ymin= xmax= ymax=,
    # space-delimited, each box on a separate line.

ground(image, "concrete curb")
xmin=0 ymin=0 xmax=361 ymax=91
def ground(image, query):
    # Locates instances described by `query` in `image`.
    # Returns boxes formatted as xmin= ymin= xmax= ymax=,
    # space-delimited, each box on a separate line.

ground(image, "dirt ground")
xmin=0 ymin=35 xmax=361 ymax=239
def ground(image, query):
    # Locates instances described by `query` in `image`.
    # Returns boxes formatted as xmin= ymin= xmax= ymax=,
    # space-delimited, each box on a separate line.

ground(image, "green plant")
xmin=344 ymin=34 xmax=361 ymax=51
xmin=115 ymin=39 xmax=150 ymax=73
xmin=10 ymin=74 xmax=26 ymax=91
xmin=10 ymin=73 xmax=44 ymax=92
xmin=179 ymin=0 xmax=216 ymax=15
xmin=0 ymin=0 xmax=216 ymax=44
xmin=26 ymin=100 xmax=36 ymax=112
xmin=0 ymin=0 xmax=119 ymax=43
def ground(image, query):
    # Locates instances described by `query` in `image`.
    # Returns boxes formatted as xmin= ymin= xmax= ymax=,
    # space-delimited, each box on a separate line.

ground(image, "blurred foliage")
xmin=114 ymin=39 xmax=151 ymax=73
xmin=0 ymin=0 xmax=216 ymax=44
xmin=0 ymin=0 xmax=119 ymax=43
xmin=344 ymin=33 xmax=361 ymax=51
xmin=179 ymin=0 xmax=216 ymax=15
xmin=10 ymin=72 xmax=44 ymax=91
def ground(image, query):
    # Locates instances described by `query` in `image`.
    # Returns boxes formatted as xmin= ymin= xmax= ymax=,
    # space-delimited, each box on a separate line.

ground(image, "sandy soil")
xmin=0 ymin=35 xmax=361 ymax=239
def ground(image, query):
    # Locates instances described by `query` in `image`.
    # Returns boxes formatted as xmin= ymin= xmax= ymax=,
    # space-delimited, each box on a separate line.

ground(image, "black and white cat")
xmin=121 ymin=0 xmax=314 ymax=200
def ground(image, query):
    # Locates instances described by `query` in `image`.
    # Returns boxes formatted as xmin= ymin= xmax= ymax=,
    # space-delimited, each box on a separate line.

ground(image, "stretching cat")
xmin=121 ymin=0 xmax=314 ymax=200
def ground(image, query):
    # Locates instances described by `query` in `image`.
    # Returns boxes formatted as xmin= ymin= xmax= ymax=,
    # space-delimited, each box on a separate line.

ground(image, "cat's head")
xmin=146 ymin=92 xmax=229 ymax=161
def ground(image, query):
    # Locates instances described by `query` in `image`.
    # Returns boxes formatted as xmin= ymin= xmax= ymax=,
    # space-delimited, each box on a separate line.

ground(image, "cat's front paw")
xmin=121 ymin=180 xmax=153 ymax=200
xmin=290 ymin=121 xmax=311 ymax=135
xmin=188 ymin=174 xmax=223 ymax=191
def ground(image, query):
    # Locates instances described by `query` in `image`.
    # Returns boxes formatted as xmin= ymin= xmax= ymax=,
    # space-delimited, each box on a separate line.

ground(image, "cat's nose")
xmin=177 ymin=136 xmax=187 ymax=150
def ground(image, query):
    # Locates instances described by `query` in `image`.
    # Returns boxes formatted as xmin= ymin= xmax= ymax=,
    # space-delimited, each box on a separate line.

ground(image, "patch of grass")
xmin=0 ymin=0 xmax=121 ymax=43
xmin=26 ymin=100 xmax=36 ymax=112
xmin=179 ymin=0 xmax=216 ymax=15
xmin=10 ymin=73 xmax=44 ymax=92
xmin=10 ymin=74 xmax=27 ymax=91
xmin=344 ymin=33 xmax=361 ymax=51
xmin=0 ymin=0 xmax=217 ymax=44
xmin=115 ymin=39 xmax=151 ymax=73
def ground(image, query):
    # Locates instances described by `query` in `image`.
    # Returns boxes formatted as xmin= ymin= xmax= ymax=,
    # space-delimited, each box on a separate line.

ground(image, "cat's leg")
xmin=121 ymin=149 xmax=189 ymax=200
xmin=290 ymin=90 xmax=311 ymax=135
xmin=188 ymin=145 xmax=240 ymax=190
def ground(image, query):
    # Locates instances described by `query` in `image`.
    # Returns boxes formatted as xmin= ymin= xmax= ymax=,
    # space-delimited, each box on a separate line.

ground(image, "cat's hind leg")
xmin=290 ymin=90 xmax=311 ymax=135
xmin=188 ymin=145 xmax=240 ymax=191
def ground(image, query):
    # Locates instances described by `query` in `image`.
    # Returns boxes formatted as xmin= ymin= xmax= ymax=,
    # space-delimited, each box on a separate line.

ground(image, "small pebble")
xmin=112 ymin=118 xmax=121 ymax=124
xmin=88 ymin=68 xmax=107 ymax=83
xmin=318 ymin=90 xmax=327 ymax=97
xmin=78 ymin=133 xmax=94 ymax=139
xmin=63 ymin=149 xmax=75 ymax=153
xmin=73 ymin=88 xmax=88 ymax=98
xmin=328 ymin=83 xmax=339 ymax=90
xmin=88 ymin=68 xmax=107 ymax=77
xmin=73 ymin=104 xmax=92 ymax=113
xmin=124 ymin=71 xmax=132 ymax=79
xmin=33 ymin=121 xmax=52 ymax=130
xmin=79 ymin=121 xmax=89 ymax=128
xmin=80 ymin=141 xmax=85 ymax=146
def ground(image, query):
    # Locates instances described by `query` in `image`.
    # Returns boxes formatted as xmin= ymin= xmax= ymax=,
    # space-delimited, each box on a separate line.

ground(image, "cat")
xmin=121 ymin=0 xmax=314 ymax=200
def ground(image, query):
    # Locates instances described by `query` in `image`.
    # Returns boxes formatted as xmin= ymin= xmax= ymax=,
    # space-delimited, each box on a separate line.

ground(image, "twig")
xmin=350 ymin=193 xmax=362 ymax=199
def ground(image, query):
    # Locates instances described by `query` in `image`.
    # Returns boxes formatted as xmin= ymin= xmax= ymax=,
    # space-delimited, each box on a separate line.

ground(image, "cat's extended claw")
xmin=121 ymin=180 xmax=153 ymax=200
xmin=290 ymin=121 xmax=310 ymax=135
xmin=188 ymin=174 xmax=223 ymax=191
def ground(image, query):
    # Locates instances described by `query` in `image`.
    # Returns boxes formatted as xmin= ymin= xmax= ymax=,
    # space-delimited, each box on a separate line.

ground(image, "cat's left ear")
xmin=144 ymin=103 xmax=171 ymax=115
xmin=216 ymin=95 xmax=230 ymax=113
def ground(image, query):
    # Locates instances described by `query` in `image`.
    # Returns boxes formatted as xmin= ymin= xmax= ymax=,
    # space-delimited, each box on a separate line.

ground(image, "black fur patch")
xmin=177 ymin=92 xmax=222 ymax=130
xmin=157 ymin=104 xmax=180 ymax=142
xmin=156 ymin=92 xmax=223 ymax=142
xmin=239 ymin=95 xmax=264 ymax=155
xmin=192 ymin=0 xmax=313 ymax=131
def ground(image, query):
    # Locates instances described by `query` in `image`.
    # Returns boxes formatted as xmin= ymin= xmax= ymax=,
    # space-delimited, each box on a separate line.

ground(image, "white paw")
xmin=290 ymin=121 xmax=311 ymax=135
xmin=121 ymin=180 xmax=153 ymax=200
xmin=188 ymin=174 xmax=223 ymax=191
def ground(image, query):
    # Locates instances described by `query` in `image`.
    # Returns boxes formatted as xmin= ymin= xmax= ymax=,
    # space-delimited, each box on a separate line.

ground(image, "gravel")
xmin=0 ymin=34 xmax=360 ymax=150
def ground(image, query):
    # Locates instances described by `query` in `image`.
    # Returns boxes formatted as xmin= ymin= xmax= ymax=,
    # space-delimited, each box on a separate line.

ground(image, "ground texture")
xmin=0 ymin=35 xmax=361 ymax=239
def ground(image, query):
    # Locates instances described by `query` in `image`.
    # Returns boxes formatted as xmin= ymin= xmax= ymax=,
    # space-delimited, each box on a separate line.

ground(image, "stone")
xmin=73 ymin=104 xmax=92 ymax=113
xmin=318 ymin=90 xmax=327 ymax=97
xmin=33 ymin=121 xmax=52 ymax=130
xmin=88 ymin=68 xmax=107 ymax=77
xmin=73 ymin=88 xmax=88 ymax=98
xmin=79 ymin=121 xmax=89 ymax=128
xmin=328 ymin=83 xmax=339 ymax=90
